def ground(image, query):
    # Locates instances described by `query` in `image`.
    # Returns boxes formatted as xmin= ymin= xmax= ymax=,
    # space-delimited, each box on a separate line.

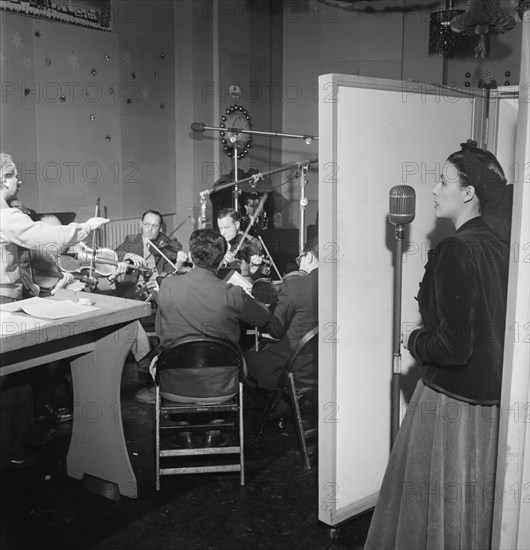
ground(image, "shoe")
xmin=37 ymin=403 xmax=73 ymax=423
xmin=32 ymin=428 xmax=58 ymax=446
xmin=4 ymin=451 xmax=42 ymax=469
xmin=171 ymin=432 xmax=194 ymax=449
xmin=135 ymin=387 xmax=156 ymax=405
xmin=203 ymin=430 xmax=229 ymax=448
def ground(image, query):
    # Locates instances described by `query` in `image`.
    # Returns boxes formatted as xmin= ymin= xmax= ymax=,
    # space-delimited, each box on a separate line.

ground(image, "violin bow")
xmin=232 ymin=192 xmax=268 ymax=257
xmin=145 ymin=238 xmax=180 ymax=273
xmin=258 ymin=235 xmax=283 ymax=281
xmin=89 ymin=197 xmax=101 ymax=282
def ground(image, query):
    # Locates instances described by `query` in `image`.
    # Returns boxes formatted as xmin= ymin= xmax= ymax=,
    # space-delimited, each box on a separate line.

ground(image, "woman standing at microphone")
xmin=364 ymin=141 xmax=512 ymax=550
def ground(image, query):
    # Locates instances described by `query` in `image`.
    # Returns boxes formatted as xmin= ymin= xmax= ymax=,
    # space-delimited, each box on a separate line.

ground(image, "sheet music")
xmin=0 ymin=297 xmax=100 ymax=320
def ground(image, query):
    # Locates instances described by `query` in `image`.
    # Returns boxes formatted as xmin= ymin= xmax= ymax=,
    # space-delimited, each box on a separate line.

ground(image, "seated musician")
xmin=135 ymin=229 xmax=271 ymax=449
xmin=244 ymin=237 xmax=319 ymax=405
xmin=0 ymin=152 xmax=109 ymax=468
xmin=217 ymin=208 xmax=269 ymax=280
xmin=112 ymin=209 xmax=184 ymax=299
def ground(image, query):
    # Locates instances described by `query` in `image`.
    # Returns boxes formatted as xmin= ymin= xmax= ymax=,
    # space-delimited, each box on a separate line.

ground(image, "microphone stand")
xmin=201 ymin=158 xmax=318 ymax=255
xmin=233 ymin=141 xmax=239 ymax=212
xmin=298 ymin=162 xmax=309 ymax=252
xmin=391 ymin=223 xmax=405 ymax=447
xmin=192 ymin=122 xmax=318 ymax=213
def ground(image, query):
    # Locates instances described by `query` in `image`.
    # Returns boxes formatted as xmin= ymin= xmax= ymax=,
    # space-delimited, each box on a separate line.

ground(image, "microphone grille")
xmin=191 ymin=122 xmax=205 ymax=132
xmin=389 ymin=185 xmax=416 ymax=226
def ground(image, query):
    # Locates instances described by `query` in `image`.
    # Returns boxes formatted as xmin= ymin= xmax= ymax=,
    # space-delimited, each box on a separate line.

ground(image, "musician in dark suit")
xmin=113 ymin=209 xmax=184 ymax=300
xmin=217 ymin=208 xmax=268 ymax=280
xmin=244 ymin=237 xmax=319 ymax=392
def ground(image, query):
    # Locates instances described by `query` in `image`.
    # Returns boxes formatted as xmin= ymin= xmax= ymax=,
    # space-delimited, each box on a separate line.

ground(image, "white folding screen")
xmin=318 ymin=74 xmax=484 ymax=526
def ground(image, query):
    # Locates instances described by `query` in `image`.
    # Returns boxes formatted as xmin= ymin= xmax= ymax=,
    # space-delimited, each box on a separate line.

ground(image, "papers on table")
xmin=0 ymin=297 xmax=100 ymax=320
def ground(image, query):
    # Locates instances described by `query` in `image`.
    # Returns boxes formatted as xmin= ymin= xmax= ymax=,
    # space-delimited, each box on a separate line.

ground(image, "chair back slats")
xmin=156 ymin=338 xmax=244 ymax=372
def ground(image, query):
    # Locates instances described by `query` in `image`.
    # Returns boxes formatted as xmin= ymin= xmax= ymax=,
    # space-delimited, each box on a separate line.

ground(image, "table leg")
xmin=67 ymin=321 xmax=139 ymax=499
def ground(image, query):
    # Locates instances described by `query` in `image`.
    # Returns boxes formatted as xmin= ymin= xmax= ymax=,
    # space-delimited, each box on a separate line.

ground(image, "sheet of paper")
xmin=0 ymin=297 xmax=100 ymax=319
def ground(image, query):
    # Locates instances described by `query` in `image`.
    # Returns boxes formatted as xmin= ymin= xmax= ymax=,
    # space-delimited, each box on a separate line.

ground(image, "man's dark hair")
xmin=303 ymin=236 xmax=318 ymax=260
xmin=189 ymin=229 xmax=227 ymax=269
xmin=217 ymin=208 xmax=239 ymax=223
xmin=141 ymin=209 xmax=163 ymax=226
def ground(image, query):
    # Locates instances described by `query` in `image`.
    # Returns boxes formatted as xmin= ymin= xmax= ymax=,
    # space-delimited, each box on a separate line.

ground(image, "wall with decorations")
xmin=1 ymin=1 xmax=176 ymax=225
xmin=1 ymin=0 xmax=524 ymax=237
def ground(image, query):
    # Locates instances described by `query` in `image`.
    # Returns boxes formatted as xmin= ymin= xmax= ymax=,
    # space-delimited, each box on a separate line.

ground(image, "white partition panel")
xmin=318 ymin=74 xmax=484 ymax=526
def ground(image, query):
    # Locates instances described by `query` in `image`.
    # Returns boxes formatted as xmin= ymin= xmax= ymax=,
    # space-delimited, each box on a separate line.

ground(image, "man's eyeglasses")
xmin=143 ymin=223 xmax=160 ymax=230
xmin=295 ymin=252 xmax=308 ymax=266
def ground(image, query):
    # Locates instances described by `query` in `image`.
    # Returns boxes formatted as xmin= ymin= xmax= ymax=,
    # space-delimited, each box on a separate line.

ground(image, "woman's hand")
xmin=85 ymin=217 xmax=110 ymax=231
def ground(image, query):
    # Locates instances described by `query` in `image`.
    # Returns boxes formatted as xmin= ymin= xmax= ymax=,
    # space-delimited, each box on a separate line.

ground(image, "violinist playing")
xmin=217 ymin=208 xmax=269 ymax=280
xmin=110 ymin=209 xmax=185 ymax=300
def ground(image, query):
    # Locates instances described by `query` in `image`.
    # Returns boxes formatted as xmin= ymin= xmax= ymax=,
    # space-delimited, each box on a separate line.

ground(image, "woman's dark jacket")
xmin=408 ymin=217 xmax=509 ymax=404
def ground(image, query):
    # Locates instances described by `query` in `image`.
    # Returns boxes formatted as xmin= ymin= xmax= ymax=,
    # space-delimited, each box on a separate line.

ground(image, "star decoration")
xmin=105 ymin=135 xmax=111 ymax=142
xmin=90 ymin=114 xmax=96 ymax=121
xmin=141 ymin=87 xmax=150 ymax=101
xmin=59 ymin=94 xmax=67 ymax=103
xmin=23 ymin=56 xmax=33 ymax=70
xmin=11 ymin=32 xmax=23 ymax=49
xmin=34 ymin=29 xmax=42 ymax=38
xmin=153 ymin=72 xmax=159 ymax=79
xmin=105 ymin=55 xmax=111 ymax=62
xmin=90 ymin=67 xmax=98 ymax=76
xmin=24 ymin=88 xmax=32 ymax=97
xmin=67 ymin=52 xmax=79 ymax=69
xmin=160 ymin=52 xmax=165 ymax=60
xmin=45 ymin=57 xmax=52 ymax=66
xmin=123 ymin=52 xmax=131 ymax=65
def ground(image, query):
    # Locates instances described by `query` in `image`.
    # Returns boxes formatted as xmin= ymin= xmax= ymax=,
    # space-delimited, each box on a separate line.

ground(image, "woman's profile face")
xmin=432 ymin=161 xmax=467 ymax=221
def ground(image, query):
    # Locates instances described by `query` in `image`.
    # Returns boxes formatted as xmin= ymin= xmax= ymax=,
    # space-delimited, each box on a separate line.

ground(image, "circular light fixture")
xmin=220 ymin=105 xmax=252 ymax=159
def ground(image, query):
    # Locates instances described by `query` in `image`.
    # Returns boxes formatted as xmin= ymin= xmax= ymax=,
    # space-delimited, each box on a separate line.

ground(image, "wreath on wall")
xmin=220 ymin=105 xmax=252 ymax=159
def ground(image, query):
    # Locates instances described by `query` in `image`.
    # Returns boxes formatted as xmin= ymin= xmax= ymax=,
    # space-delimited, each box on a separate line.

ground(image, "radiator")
xmin=101 ymin=218 xmax=142 ymax=249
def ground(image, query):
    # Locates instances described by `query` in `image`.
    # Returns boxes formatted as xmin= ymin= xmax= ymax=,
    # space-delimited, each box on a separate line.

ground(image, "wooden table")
xmin=0 ymin=290 xmax=151 ymax=499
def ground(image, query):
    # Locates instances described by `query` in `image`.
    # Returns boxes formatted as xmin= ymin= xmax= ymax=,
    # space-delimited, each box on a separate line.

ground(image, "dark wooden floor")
xmin=0 ymin=361 xmax=372 ymax=550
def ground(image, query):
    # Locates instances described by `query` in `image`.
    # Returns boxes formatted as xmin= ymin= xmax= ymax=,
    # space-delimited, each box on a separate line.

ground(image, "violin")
xmin=57 ymin=244 xmax=155 ymax=279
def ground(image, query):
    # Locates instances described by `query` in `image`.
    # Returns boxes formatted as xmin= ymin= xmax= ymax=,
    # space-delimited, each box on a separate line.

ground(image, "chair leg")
xmin=253 ymin=385 xmax=284 ymax=439
xmin=287 ymin=373 xmax=311 ymax=469
xmin=238 ymin=382 xmax=245 ymax=487
xmin=155 ymin=384 xmax=160 ymax=491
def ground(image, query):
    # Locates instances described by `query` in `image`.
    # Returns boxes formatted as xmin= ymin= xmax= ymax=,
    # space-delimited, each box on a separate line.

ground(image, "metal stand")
xmin=298 ymin=163 xmax=309 ymax=252
xmin=233 ymin=142 xmax=239 ymax=212
xmin=391 ymin=224 xmax=405 ymax=447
